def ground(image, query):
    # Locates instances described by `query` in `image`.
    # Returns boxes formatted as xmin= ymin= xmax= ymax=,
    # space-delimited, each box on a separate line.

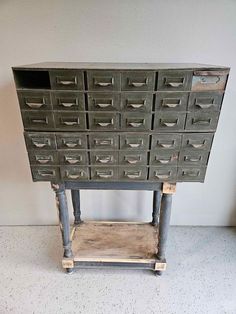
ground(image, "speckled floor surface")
xmin=0 ymin=226 xmax=236 ymax=314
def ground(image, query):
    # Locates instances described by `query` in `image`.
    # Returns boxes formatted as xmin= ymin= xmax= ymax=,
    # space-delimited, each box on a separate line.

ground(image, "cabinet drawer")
xmin=177 ymin=166 xmax=206 ymax=182
xmin=150 ymin=151 xmax=179 ymax=165
xmin=24 ymin=132 xmax=56 ymax=150
xmin=22 ymin=111 xmax=54 ymax=130
xmin=31 ymin=166 xmax=60 ymax=182
xmin=91 ymin=166 xmax=118 ymax=181
xmin=181 ymin=133 xmax=213 ymax=151
xmin=28 ymin=150 xmax=58 ymax=165
xmin=87 ymin=93 xmax=120 ymax=111
xmin=89 ymin=133 xmax=119 ymax=150
xmin=90 ymin=151 xmax=118 ymax=165
xmin=87 ymin=70 xmax=120 ymax=91
xmin=54 ymin=112 xmax=86 ymax=130
xmin=155 ymin=92 xmax=188 ymax=111
xmin=120 ymin=133 xmax=149 ymax=150
xmin=119 ymin=166 xmax=147 ymax=181
xmin=49 ymin=70 xmax=84 ymax=90
xmin=188 ymin=92 xmax=223 ymax=111
xmin=56 ymin=133 xmax=87 ymax=149
xmin=151 ymin=134 xmax=182 ymax=151
xmin=191 ymin=71 xmax=228 ymax=91
xmin=179 ymin=151 xmax=209 ymax=166
xmin=17 ymin=90 xmax=52 ymax=110
xmin=185 ymin=112 xmax=219 ymax=131
xmin=121 ymin=113 xmax=152 ymax=131
xmin=154 ymin=112 xmax=186 ymax=131
xmin=119 ymin=151 xmax=147 ymax=165
xmin=60 ymin=166 xmax=89 ymax=180
xmin=149 ymin=166 xmax=177 ymax=182
xmin=88 ymin=112 xmax=119 ymax=130
xmin=121 ymin=92 xmax=153 ymax=112
xmin=157 ymin=71 xmax=192 ymax=91
xmin=51 ymin=91 xmax=85 ymax=111
xmin=59 ymin=150 xmax=88 ymax=165
xmin=121 ymin=71 xmax=155 ymax=91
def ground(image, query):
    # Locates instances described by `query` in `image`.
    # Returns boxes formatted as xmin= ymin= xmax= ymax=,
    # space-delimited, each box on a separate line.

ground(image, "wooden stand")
xmin=51 ymin=182 xmax=176 ymax=275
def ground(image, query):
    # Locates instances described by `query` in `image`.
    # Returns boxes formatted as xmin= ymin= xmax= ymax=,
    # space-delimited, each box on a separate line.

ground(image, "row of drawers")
xmin=16 ymin=69 xmax=227 ymax=92
xmin=24 ymin=132 xmax=214 ymax=152
xmin=21 ymin=110 xmax=220 ymax=132
xmin=30 ymin=165 xmax=207 ymax=182
xmin=17 ymin=90 xmax=224 ymax=112
xmin=27 ymin=149 xmax=210 ymax=167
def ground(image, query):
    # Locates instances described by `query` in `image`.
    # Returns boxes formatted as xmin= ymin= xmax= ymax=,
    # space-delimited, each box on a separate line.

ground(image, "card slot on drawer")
xmin=29 ymin=151 xmax=58 ymax=165
xmin=91 ymin=167 xmax=118 ymax=180
xmin=89 ymin=113 xmax=119 ymax=130
xmin=49 ymin=70 xmax=84 ymax=90
xmin=88 ymin=93 xmax=120 ymax=111
xmin=22 ymin=111 xmax=54 ymax=130
xmin=52 ymin=92 xmax=85 ymax=111
xmin=120 ymin=133 xmax=149 ymax=150
xmin=121 ymin=93 xmax=153 ymax=112
xmin=56 ymin=133 xmax=87 ymax=149
xmin=191 ymin=70 xmax=228 ymax=91
xmin=121 ymin=71 xmax=155 ymax=91
xmin=188 ymin=92 xmax=223 ymax=111
xmin=89 ymin=133 xmax=119 ymax=150
xmin=155 ymin=92 xmax=188 ymax=111
xmin=31 ymin=166 xmax=60 ymax=182
xmin=154 ymin=113 xmax=186 ymax=131
xmin=17 ymin=91 xmax=52 ymax=110
xmin=119 ymin=166 xmax=147 ymax=180
xmin=151 ymin=134 xmax=182 ymax=150
xmin=24 ymin=132 xmax=56 ymax=150
xmin=177 ymin=167 xmax=207 ymax=182
xmin=60 ymin=166 xmax=89 ymax=180
xmin=59 ymin=151 xmax=88 ymax=165
xmin=121 ymin=113 xmax=152 ymax=130
xmin=90 ymin=151 xmax=118 ymax=165
xmin=119 ymin=151 xmax=147 ymax=165
xmin=150 ymin=151 xmax=179 ymax=165
xmin=149 ymin=166 xmax=177 ymax=181
xmin=157 ymin=71 xmax=192 ymax=91
xmin=181 ymin=133 xmax=213 ymax=150
xmin=185 ymin=112 xmax=219 ymax=131
xmin=87 ymin=71 xmax=120 ymax=91
xmin=54 ymin=113 xmax=86 ymax=130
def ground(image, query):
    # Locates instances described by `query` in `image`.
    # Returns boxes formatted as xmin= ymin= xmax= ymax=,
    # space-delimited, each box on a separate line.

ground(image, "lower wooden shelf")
xmin=62 ymin=221 xmax=166 ymax=271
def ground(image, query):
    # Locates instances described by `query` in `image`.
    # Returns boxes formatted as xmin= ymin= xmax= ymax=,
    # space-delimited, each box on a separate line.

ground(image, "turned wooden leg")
xmin=71 ymin=189 xmax=82 ymax=225
xmin=151 ymin=190 xmax=162 ymax=226
xmin=51 ymin=183 xmax=73 ymax=259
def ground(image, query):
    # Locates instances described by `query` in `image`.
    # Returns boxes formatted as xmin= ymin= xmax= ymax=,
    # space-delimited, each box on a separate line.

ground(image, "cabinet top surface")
xmin=12 ymin=62 xmax=230 ymax=71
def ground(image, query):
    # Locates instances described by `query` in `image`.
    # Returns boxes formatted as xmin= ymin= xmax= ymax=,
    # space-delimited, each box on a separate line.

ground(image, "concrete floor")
xmin=0 ymin=226 xmax=236 ymax=314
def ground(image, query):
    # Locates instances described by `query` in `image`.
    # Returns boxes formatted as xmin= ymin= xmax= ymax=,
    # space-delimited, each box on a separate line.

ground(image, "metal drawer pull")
xmin=158 ymin=142 xmax=174 ymax=148
xmin=96 ymin=82 xmax=112 ymax=87
xmin=128 ymin=103 xmax=145 ymax=109
xmin=189 ymin=143 xmax=204 ymax=148
xmin=63 ymin=140 xmax=80 ymax=148
xmin=94 ymin=77 xmax=114 ymax=87
xmin=162 ymin=120 xmax=178 ymax=127
xmin=33 ymin=141 xmax=49 ymax=148
xmin=125 ymin=171 xmax=141 ymax=179
xmin=130 ymin=82 xmax=147 ymax=87
xmin=128 ymin=143 xmax=141 ymax=148
xmin=97 ymin=121 xmax=113 ymax=127
xmin=31 ymin=118 xmax=48 ymax=124
xmin=65 ymin=156 xmax=82 ymax=164
xmin=155 ymin=173 xmax=170 ymax=179
xmin=25 ymin=100 xmax=45 ymax=109
xmin=183 ymin=171 xmax=199 ymax=177
xmin=60 ymin=101 xmax=77 ymax=108
xmin=62 ymin=119 xmax=79 ymax=126
xmin=57 ymin=78 xmax=77 ymax=85
xmin=192 ymin=119 xmax=211 ymax=125
xmin=97 ymin=171 xmax=113 ymax=178
xmin=96 ymin=156 xmax=112 ymax=164
xmin=125 ymin=156 xmax=141 ymax=164
xmin=128 ymin=120 xmax=144 ymax=127
xmin=167 ymin=82 xmax=183 ymax=87
xmin=38 ymin=170 xmax=55 ymax=177
xmin=163 ymin=102 xmax=179 ymax=108
xmin=184 ymin=156 xmax=201 ymax=162
xmin=195 ymin=103 xmax=213 ymax=109
xmin=96 ymin=103 xmax=112 ymax=108
xmin=36 ymin=156 xmax=52 ymax=164
xmin=156 ymin=158 xmax=171 ymax=164
xmin=66 ymin=172 xmax=83 ymax=179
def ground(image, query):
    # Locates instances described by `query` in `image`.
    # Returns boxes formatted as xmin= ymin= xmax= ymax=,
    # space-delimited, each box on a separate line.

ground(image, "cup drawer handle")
xmin=156 ymin=158 xmax=171 ymax=164
xmin=129 ymin=80 xmax=147 ymax=87
xmin=62 ymin=119 xmax=79 ymax=126
xmin=158 ymin=142 xmax=174 ymax=148
xmin=36 ymin=157 xmax=52 ymax=164
xmin=66 ymin=171 xmax=84 ymax=179
xmin=97 ymin=121 xmax=113 ymax=127
xmin=162 ymin=120 xmax=178 ymax=127
xmin=96 ymin=103 xmax=112 ymax=108
xmin=155 ymin=173 xmax=170 ymax=179
xmin=64 ymin=142 xmax=78 ymax=148
xmin=184 ymin=157 xmax=201 ymax=162
xmin=192 ymin=119 xmax=211 ymax=125
xmin=96 ymin=156 xmax=112 ymax=164
xmin=65 ymin=157 xmax=82 ymax=164
xmin=31 ymin=118 xmax=48 ymax=124
xmin=163 ymin=102 xmax=179 ymax=108
xmin=129 ymin=103 xmax=145 ymax=109
xmin=128 ymin=143 xmax=141 ymax=148
xmin=125 ymin=157 xmax=141 ymax=164
xmin=33 ymin=141 xmax=48 ymax=148
xmin=183 ymin=171 xmax=199 ymax=177
xmin=195 ymin=103 xmax=213 ymax=109
xmin=128 ymin=120 xmax=144 ymax=127
xmin=189 ymin=143 xmax=204 ymax=148
xmin=25 ymin=100 xmax=45 ymax=109
xmin=97 ymin=171 xmax=113 ymax=178
xmin=38 ymin=170 xmax=55 ymax=177
xmin=57 ymin=78 xmax=77 ymax=85
xmin=126 ymin=172 xmax=141 ymax=179
xmin=60 ymin=101 xmax=77 ymax=108
xmin=166 ymin=82 xmax=183 ymax=87
xmin=94 ymin=78 xmax=114 ymax=87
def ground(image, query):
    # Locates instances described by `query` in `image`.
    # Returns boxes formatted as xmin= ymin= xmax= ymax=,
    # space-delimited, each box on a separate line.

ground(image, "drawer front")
xmin=119 ymin=151 xmax=147 ymax=165
xmin=191 ymin=71 xmax=228 ymax=91
xmin=185 ymin=112 xmax=219 ymax=131
xmin=149 ymin=166 xmax=177 ymax=182
xmin=17 ymin=90 xmax=52 ymax=110
xmin=90 ymin=166 xmax=118 ymax=181
xmin=119 ymin=166 xmax=147 ymax=181
xmin=121 ymin=71 xmax=155 ymax=91
xmin=49 ymin=70 xmax=84 ymax=90
xmin=87 ymin=70 xmax=120 ymax=91
xmin=188 ymin=91 xmax=223 ymax=111
xmin=51 ymin=91 xmax=85 ymax=111
xmin=87 ymin=93 xmax=120 ymax=111
xmin=177 ymin=166 xmax=206 ymax=182
xmin=31 ymin=166 xmax=60 ymax=182
xmin=121 ymin=92 xmax=153 ymax=112
xmin=151 ymin=134 xmax=182 ymax=151
xmin=90 ymin=151 xmax=118 ymax=165
xmin=22 ymin=111 xmax=54 ymax=130
xmin=154 ymin=113 xmax=186 ymax=131
xmin=120 ymin=133 xmax=149 ymax=150
xmin=28 ymin=150 xmax=58 ymax=165
xmin=157 ymin=71 xmax=192 ymax=91
xmin=60 ymin=166 xmax=89 ymax=180
xmin=89 ymin=133 xmax=119 ymax=150
xmin=121 ymin=113 xmax=152 ymax=131
xmin=155 ymin=92 xmax=188 ymax=111
xmin=181 ymin=133 xmax=213 ymax=151
xmin=150 ymin=151 xmax=179 ymax=165
xmin=54 ymin=112 xmax=86 ymax=130
xmin=24 ymin=132 xmax=56 ymax=150
xmin=179 ymin=150 xmax=209 ymax=166
xmin=88 ymin=112 xmax=119 ymax=130
xmin=56 ymin=133 xmax=87 ymax=149
xmin=59 ymin=150 xmax=88 ymax=165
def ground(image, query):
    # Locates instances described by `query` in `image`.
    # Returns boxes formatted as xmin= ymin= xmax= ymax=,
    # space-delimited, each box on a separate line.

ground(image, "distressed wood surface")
xmin=71 ymin=222 xmax=158 ymax=261
xmin=162 ymin=182 xmax=176 ymax=194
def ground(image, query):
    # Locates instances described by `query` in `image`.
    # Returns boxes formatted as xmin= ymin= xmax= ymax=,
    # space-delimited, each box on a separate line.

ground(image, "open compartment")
xmin=13 ymin=70 xmax=51 ymax=89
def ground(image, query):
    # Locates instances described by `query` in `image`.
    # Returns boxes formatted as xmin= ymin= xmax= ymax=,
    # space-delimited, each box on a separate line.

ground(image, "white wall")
xmin=0 ymin=0 xmax=236 ymax=226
